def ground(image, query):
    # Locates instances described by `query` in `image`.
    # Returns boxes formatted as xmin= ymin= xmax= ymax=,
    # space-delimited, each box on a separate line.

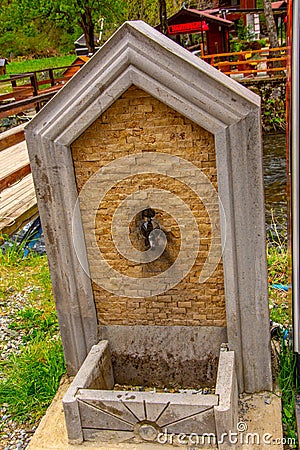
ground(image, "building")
xmin=157 ymin=0 xmax=287 ymax=56
xmin=74 ymin=34 xmax=100 ymax=56
xmin=217 ymin=0 xmax=287 ymax=44
xmin=63 ymin=56 xmax=89 ymax=79
xmin=157 ymin=8 xmax=234 ymax=55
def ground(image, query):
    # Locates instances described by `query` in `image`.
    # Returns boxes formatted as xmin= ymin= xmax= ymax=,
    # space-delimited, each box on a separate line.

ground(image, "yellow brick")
xmin=71 ymin=85 xmax=226 ymax=328
xmin=177 ymin=301 xmax=192 ymax=308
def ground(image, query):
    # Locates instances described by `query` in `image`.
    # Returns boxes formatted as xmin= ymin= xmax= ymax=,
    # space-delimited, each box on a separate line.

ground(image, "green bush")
xmin=0 ymin=28 xmax=76 ymax=59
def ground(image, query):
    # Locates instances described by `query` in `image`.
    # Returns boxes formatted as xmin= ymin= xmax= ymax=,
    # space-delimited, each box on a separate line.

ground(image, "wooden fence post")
xmin=30 ymin=73 xmax=40 ymax=112
xmin=49 ymin=68 xmax=55 ymax=87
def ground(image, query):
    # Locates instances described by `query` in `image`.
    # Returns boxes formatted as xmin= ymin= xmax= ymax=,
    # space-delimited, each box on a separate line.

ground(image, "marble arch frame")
xmin=25 ymin=21 xmax=272 ymax=393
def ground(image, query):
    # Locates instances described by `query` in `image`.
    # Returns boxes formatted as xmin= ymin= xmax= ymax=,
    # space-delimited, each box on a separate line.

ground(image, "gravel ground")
xmin=0 ymin=289 xmax=39 ymax=449
xmin=0 ymin=223 xmax=46 ymax=449
xmin=0 ymin=414 xmax=36 ymax=450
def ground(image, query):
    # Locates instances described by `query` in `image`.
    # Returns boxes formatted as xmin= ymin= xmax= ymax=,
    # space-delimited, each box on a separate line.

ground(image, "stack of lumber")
xmin=0 ymin=124 xmax=37 ymax=237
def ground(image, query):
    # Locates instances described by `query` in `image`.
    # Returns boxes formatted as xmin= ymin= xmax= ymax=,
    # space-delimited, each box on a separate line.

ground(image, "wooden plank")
xmin=0 ymin=173 xmax=38 ymax=236
xmin=0 ymin=124 xmax=26 ymax=152
xmin=0 ymin=92 xmax=14 ymax=101
xmin=223 ymin=66 xmax=287 ymax=76
xmin=202 ymin=46 xmax=287 ymax=60
xmin=36 ymin=78 xmax=68 ymax=87
xmin=1 ymin=204 xmax=38 ymax=238
xmin=0 ymin=90 xmax=59 ymax=119
xmin=0 ymin=91 xmax=57 ymax=113
xmin=0 ymin=102 xmax=38 ymax=119
xmin=0 ymin=140 xmax=29 ymax=180
xmin=214 ymin=56 xmax=287 ymax=68
xmin=0 ymin=61 xmax=85 ymax=121
xmin=37 ymin=85 xmax=63 ymax=95
xmin=0 ymin=173 xmax=35 ymax=211
xmin=12 ymin=86 xmax=34 ymax=101
xmin=0 ymin=138 xmax=32 ymax=225
xmin=0 ymin=163 xmax=31 ymax=192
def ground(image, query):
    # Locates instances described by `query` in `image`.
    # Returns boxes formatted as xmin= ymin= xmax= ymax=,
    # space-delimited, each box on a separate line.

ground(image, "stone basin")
xmin=63 ymin=341 xmax=238 ymax=448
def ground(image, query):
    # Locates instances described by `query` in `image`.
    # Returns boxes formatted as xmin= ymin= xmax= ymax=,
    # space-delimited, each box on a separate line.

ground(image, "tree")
xmin=0 ymin=0 xmax=180 ymax=58
xmin=263 ymin=0 xmax=279 ymax=48
xmin=126 ymin=0 xmax=179 ymax=29
xmin=263 ymin=0 xmax=282 ymax=73
xmin=55 ymin=0 xmax=127 ymax=54
xmin=0 ymin=0 xmax=127 ymax=57
xmin=0 ymin=0 xmax=79 ymax=57
xmin=71 ymin=2 xmax=95 ymax=54
xmin=159 ymin=0 xmax=168 ymax=35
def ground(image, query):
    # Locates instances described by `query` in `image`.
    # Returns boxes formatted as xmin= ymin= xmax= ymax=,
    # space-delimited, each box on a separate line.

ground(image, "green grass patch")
xmin=0 ymin=337 xmax=65 ymax=423
xmin=0 ymin=237 xmax=27 ymax=268
xmin=267 ymin=216 xmax=297 ymax=448
xmin=1 ymin=55 xmax=76 ymax=79
xmin=278 ymin=341 xmax=298 ymax=446
xmin=268 ymin=241 xmax=289 ymax=327
xmin=0 ymin=246 xmax=66 ymax=427
xmin=0 ymin=55 xmax=77 ymax=96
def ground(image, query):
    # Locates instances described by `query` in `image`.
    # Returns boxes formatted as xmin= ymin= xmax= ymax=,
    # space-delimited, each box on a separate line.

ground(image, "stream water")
xmin=263 ymin=133 xmax=287 ymax=231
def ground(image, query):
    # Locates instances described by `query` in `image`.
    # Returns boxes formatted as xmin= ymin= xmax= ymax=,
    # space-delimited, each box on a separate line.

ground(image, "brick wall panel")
xmin=72 ymin=85 xmax=226 ymax=327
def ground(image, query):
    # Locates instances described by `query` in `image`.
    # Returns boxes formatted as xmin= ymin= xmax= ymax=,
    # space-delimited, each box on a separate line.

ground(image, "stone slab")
xmin=214 ymin=350 xmax=238 ymax=447
xmin=63 ymin=340 xmax=114 ymax=444
xmin=238 ymin=392 xmax=284 ymax=449
xmin=76 ymin=389 xmax=218 ymax=435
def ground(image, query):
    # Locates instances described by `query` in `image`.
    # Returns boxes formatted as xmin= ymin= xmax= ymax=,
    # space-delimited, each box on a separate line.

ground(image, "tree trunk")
xmin=263 ymin=0 xmax=282 ymax=73
xmin=263 ymin=0 xmax=279 ymax=48
xmin=79 ymin=8 xmax=95 ymax=55
xmin=159 ymin=0 xmax=168 ymax=35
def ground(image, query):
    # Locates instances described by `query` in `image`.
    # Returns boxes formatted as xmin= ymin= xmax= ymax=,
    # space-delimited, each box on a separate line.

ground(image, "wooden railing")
xmin=0 ymin=48 xmax=287 ymax=122
xmin=0 ymin=62 xmax=86 ymax=119
xmin=201 ymin=46 xmax=287 ymax=78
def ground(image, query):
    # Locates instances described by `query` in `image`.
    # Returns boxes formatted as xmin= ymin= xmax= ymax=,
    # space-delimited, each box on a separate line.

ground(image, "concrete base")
xmin=27 ymin=380 xmax=283 ymax=449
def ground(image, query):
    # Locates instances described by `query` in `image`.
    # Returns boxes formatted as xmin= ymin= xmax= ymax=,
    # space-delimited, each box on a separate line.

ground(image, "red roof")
xmin=185 ymin=8 xmax=234 ymax=25
xmin=271 ymin=1 xmax=287 ymax=9
xmin=166 ymin=8 xmax=233 ymax=27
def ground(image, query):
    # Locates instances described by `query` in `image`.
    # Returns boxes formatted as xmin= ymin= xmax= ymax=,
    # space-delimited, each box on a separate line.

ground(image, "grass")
xmin=0 ymin=54 xmax=77 ymax=96
xmin=1 ymin=55 xmax=75 ymax=79
xmin=0 ymin=241 xmax=66 ymax=431
xmin=0 ymin=338 xmax=65 ymax=423
xmin=0 ymin=54 xmax=79 ymax=132
xmin=267 ymin=214 xmax=290 ymax=325
xmin=267 ymin=215 xmax=297 ymax=448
